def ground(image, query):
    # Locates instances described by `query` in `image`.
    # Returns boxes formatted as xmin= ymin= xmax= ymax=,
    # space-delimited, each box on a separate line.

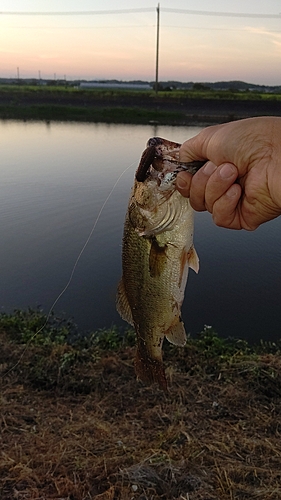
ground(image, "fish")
xmin=116 ymin=137 xmax=204 ymax=391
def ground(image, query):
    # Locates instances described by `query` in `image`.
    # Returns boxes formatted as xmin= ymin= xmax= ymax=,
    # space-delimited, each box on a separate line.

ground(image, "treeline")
xmin=1 ymin=77 xmax=281 ymax=93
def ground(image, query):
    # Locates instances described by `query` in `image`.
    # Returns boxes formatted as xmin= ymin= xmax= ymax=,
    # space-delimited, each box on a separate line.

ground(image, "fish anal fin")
xmin=149 ymin=237 xmax=168 ymax=278
xmin=187 ymin=244 xmax=199 ymax=274
xmin=135 ymin=348 xmax=167 ymax=391
xmin=116 ymin=278 xmax=134 ymax=326
xmin=165 ymin=317 xmax=187 ymax=346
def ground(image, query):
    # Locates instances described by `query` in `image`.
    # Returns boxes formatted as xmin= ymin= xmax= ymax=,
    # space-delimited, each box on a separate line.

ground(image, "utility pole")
xmin=17 ymin=67 xmax=20 ymax=84
xmin=155 ymin=3 xmax=160 ymax=94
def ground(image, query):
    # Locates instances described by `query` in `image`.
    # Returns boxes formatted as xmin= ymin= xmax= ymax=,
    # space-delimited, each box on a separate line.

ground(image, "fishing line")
xmin=2 ymin=159 xmax=137 ymax=377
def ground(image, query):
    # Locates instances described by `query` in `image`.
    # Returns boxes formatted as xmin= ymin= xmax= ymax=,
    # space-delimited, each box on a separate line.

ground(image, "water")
xmin=1 ymin=120 xmax=281 ymax=343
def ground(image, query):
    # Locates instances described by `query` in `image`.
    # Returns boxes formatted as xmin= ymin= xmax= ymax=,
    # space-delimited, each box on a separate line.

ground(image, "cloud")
xmin=245 ymin=25 xmax=281 ymax=44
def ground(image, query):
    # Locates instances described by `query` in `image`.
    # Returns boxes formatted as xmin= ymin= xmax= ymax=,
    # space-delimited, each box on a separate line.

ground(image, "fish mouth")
xmin=147 ymin=137 xmax=164 ymax=147
xmin=147 ymin=136 xmax=181 ymax=151
xmin=135 ymin=137 xmax=207 ymax=183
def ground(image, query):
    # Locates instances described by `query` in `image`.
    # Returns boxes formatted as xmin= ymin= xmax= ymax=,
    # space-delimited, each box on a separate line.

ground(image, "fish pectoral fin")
xmin=165 ymin=317 xmax=187 ymax=346
xmin=149 ymin=237 xmax=168 ymax=277
xmin=116 ymin=278 xmax=134 ymax=326
xmin=187 ymin=244 xmax=199 ymax=274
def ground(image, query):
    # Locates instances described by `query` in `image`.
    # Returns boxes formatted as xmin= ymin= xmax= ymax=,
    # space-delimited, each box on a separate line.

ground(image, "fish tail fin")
xmin=135 ymin=348 xmax=168 ymax=392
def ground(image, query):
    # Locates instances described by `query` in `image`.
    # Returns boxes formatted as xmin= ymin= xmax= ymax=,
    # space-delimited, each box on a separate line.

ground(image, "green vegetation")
xmin=0 ymin=104 xmax=187 ymax=124
xmin=1 ymin=84 xmax=281 ymax=125
xmin=2 ymin=84 xmax=281 ymax=100
xmin=1 ymin=308 xmax=280 ymax=391
xmin=2 ymin=307 xmax=280 ymax=351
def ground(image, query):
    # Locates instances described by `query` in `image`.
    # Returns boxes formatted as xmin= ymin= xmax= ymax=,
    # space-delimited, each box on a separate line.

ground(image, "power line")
xmin=0 ymin=8 xmax=155 ymax=16
xmin=12 ymin=25 xmax=154 ymax=29
xmin=0 ymin=7 xmax=281 ymax=19
xmin=163 ymin=26 xmax=281 ymax=31
xmin=5 ymin=24 xmax=281 ymax=33
xmin=162 ymin=8 xmax=281 ymax=19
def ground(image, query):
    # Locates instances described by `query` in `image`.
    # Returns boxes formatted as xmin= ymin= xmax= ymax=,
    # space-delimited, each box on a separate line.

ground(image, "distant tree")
xmin=193 ymin=82 xmax=210 ymax=91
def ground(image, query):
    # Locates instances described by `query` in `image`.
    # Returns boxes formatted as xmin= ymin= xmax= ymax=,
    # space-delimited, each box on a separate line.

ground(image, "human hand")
xmin=176 ymin=117 xmax=281 ymax=230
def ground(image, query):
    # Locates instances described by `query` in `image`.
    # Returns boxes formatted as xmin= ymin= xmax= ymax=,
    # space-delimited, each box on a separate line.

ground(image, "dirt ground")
xmin=1 ymin=327 xmax=281 ymax=500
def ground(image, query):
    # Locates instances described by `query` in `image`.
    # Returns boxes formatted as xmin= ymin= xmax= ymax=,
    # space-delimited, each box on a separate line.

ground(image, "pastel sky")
xmin=1 ymin=0 xmax=281 ymax=84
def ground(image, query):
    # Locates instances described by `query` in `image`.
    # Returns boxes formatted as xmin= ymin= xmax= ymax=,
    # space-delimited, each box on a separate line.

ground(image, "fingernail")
xmin=220 ymin=163 xmax=236 ymax=179
xmin=176 ymin=174 xmax=187 ymax=189
xmin=203 ymin=162 xmax=217 ymax=176
xmin=226 ymin=184 xmax=240 ymax=198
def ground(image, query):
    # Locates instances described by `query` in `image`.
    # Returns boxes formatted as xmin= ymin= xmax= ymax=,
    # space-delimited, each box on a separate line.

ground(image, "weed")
xmin=192 ymin=325 xmax=251 ymax=359
xmin=88 ymin=325 xmax=135 ymax=350
xmin=0 ymin=307 xmax=77 ymax=345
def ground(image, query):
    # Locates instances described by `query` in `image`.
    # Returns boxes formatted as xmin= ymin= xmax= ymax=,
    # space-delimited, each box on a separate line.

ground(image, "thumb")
xmin=176 ymin=171 xmax=192 ymax=197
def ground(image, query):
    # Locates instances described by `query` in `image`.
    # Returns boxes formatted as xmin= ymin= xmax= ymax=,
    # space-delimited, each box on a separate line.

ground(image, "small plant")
xmin=0 ymin=307 xmax=77 ymax=346
xmin=193 ymin=325 xmax=251 ymax=359
xmin=88 ymin=325 xmax=135 ymax=350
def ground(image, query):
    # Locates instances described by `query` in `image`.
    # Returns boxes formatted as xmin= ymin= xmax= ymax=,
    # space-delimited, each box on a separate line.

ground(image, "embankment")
xmin=1 ymin=88 xmax=281 ymax=124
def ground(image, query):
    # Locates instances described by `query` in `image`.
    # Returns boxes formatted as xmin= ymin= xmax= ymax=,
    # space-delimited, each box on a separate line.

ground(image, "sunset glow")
xmin=1 ymin=0 xmax=281 ymax=84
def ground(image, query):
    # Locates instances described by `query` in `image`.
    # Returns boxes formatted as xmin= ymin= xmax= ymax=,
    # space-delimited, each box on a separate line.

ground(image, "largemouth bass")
xmin=117 ymin=137 xmax=203 ymax=390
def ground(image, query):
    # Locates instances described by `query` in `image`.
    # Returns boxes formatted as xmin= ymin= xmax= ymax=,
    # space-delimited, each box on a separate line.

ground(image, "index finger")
xmin=179 ymin=124 xmax=221 ymax=163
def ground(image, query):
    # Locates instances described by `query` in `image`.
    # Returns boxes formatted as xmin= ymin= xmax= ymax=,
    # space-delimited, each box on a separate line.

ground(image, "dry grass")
xmin=1 ymin=328 xmax=281 ymax=499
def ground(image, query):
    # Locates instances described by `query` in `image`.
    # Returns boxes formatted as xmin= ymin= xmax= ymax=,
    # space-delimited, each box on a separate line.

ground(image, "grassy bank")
xmin=2 ymin=85 xmax=281 ymax=125
xmin=1 ymin=309 xmax=281 ymax=499
xmin=0 ymin=104 xmax=188 ymax=125
xmin=2 ymin=84 xmax=281 ymax=100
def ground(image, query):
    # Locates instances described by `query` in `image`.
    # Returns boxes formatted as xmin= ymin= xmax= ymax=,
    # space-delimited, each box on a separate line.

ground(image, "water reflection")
xmin=0 ymin=120 xmax=281 ymax=343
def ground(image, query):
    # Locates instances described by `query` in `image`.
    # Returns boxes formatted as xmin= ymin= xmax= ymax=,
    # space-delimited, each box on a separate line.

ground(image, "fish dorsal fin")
xmin=187 ymin=245 xmax=199 ymax=274
xmin=116 ymin=278 xmax=134 ymax=326
xmin=165 ymin=317 xmax=187 ymax=346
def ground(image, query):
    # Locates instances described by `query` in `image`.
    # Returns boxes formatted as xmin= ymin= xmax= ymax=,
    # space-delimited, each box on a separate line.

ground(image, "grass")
xmin=1 ymin=309 xmax=281 ymax=499
xmin=0 ymin=104 xmax=188 ymax=125
xmin=1 ymin=85 xmax=281 ymax=125
xmin=2 ymin=84 xmax=281 ymax=101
